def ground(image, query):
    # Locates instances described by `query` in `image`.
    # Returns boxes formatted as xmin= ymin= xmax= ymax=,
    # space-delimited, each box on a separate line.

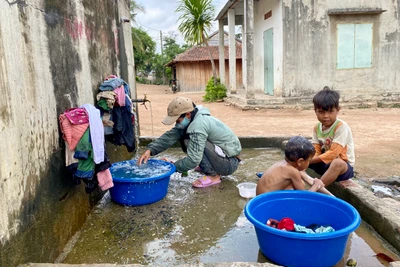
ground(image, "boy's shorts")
xmin=308 ymin=162 xmax=354 ymax=182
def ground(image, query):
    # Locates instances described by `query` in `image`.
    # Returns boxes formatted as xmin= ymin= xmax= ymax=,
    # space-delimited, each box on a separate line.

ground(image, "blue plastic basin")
xmin=245 ymin=190 xmax=360 ymax=267
xmin=109 ymin=159 xmax=176 ymax=206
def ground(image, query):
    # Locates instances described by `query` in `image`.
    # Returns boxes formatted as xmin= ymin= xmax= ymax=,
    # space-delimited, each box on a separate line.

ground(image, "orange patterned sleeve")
xmin=319 ymin=142 xmax=344 ymax=164
xmin=313 ymin=143 xmax=322 ymax=156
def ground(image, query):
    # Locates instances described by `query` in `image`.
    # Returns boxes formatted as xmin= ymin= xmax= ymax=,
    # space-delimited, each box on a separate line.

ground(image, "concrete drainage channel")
xmin=20 ymin=263 xmax=279 ymax=267
xmin=20 ymin=137 xmax=400 ymax=267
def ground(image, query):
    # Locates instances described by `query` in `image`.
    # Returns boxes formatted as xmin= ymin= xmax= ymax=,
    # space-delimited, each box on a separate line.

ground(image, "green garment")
xmin=147 ymin=107 xmax=242 ymax=173
xmin=74 ymin=128 xmax=95 ymax=178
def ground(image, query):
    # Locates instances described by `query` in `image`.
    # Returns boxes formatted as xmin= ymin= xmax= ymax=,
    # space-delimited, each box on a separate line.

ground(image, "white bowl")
xmin=237 ymin=182 xmax=257 ymax=198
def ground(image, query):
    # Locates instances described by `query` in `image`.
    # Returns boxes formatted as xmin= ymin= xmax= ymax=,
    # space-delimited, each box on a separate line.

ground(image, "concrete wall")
xmin=253 ymin=0 xmax=284 ymax=96
xmin=0 ymin=0 xmax=134 ymax=266
xmin=282 ymin=0 xmax=400 ymax=101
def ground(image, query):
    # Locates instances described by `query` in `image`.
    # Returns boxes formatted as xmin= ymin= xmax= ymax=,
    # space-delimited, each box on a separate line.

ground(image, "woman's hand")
xmin=137 ymin=150 xmax=151 ymax=165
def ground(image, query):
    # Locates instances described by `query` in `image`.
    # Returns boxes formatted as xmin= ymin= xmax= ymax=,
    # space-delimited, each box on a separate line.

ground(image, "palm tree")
xmin=130 ymin=0 xmax=145 ymax=23
xmin=176 ymin=0 xmax=217 ymax=85
xmin=130 ymin=1 xmax=146 ymax=52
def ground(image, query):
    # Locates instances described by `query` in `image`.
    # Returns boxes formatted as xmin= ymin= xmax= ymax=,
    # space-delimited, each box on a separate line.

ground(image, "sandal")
xmin=192 ymin=176 xmax=221 ymax=188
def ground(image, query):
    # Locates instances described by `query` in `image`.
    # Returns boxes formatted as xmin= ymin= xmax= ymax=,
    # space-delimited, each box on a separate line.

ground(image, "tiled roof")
xmin=166 ymin=44 xmax=242 ymax=66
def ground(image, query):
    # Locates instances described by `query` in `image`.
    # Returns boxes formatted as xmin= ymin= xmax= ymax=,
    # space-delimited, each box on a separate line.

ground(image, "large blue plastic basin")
xmin=109 ymin=159 xmax=176 ymax=206
xmin=245 ymin=190 xmax=360 ymax=267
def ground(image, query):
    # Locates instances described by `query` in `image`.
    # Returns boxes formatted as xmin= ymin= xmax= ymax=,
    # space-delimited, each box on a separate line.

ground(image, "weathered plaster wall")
xmin=282 ymin=0 xmax=400 ymax=101
xmin=253 ymin=0 xmax=283 ymax=96
xmin=0 ymin=0 xmax=134 ymax=266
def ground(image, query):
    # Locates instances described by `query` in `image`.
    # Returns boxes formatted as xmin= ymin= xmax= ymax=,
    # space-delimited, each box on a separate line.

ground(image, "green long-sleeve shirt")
xmin=147 ymin=107 xmax=242 ymax=173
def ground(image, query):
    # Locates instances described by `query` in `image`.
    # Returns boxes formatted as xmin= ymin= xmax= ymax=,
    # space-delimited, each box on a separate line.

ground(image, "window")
xmin=337 ymin=23 xmax=373 ymax=69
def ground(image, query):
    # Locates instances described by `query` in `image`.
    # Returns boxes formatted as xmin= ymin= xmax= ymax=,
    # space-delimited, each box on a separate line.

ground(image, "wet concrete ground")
xmin=57 ymin=148 xmax=400 ymax=266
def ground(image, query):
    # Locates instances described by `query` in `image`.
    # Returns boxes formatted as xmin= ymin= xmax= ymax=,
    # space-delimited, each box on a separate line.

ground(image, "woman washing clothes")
xmin=137 ymin=97 xmax=242 ymax=188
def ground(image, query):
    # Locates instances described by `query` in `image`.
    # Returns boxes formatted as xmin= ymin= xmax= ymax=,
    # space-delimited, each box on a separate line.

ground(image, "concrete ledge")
xmin=237 ymin=136 xmax=293 ymax=148
xmin=224 ymin=90 xmax=400 ymax=111
xmin=19 ymin=263 xmax=280 ymax=267
xmin=139 ymin=136 xmax=295 ymax=149
xmin=328 ymin=179 xmax=400 ymax=252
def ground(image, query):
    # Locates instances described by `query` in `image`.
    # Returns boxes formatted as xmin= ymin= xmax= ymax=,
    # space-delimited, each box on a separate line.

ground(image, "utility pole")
xmin=160 ymin=30 xmax=165 ymax=84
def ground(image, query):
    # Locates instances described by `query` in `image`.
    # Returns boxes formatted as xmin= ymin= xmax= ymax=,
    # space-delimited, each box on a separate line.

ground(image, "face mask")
xmin=175 ymin=117 xmax=190 ymax=129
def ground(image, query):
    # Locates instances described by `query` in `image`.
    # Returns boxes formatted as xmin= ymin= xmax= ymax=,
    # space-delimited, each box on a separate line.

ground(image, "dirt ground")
xmin=136 ymin=84 xmax=400 ymax=180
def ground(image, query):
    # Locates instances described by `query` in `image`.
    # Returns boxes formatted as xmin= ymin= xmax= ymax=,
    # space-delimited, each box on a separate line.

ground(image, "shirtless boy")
xmin=256 ymin=136 xmax=325 ymax=195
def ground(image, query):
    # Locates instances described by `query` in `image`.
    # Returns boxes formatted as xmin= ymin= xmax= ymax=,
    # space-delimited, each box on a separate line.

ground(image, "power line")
xmin=135 ymin=21 xmax=160 ymax=32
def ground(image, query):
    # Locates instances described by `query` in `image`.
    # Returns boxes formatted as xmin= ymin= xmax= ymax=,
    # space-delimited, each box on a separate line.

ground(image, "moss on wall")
xmin=0 ymin=149 xmax=97 ymax=266
xmin=0 ymin=0 xmax=131 ymax=265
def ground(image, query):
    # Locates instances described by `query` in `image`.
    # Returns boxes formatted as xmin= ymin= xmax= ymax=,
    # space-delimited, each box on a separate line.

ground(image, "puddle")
xmin=371 ymin=178 xmax=400 ymax=198
xmin=58 ymin=148 xmax=400 ymax=266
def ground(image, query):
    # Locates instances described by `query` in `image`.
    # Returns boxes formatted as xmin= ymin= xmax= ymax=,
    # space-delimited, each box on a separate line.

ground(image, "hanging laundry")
xmin=96 ymin=91 xmax=117 ymax=109
xmin=99 ymin=76 xmax=125 ymax=91
xmin=80 ymin=104 xmax=104 ymax=164
xmin=97 ymin=169 xmax=113 ymax=191
xmin=59 ymin=108 xmax=89 ymax=151
xmin=96 ymin=75 xmax=136 ymax=153
xmin=111 ymin=106 xmax=135 ymax=152
xmin=113 ymin=85 xmax=126 ymax=107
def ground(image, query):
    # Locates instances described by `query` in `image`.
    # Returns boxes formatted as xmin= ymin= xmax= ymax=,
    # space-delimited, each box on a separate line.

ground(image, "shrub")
xmin=203 ymin=77 xmax=227 ymax=102
xmin=136 ymin=77 xmax=147 ymax=84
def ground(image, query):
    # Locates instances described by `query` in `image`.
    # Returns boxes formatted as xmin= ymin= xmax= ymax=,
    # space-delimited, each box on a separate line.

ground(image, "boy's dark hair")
xmin=313 ymin=86 xmax=340 ymax=110
xmin=285 ymin=136 xmax=315 ymax=162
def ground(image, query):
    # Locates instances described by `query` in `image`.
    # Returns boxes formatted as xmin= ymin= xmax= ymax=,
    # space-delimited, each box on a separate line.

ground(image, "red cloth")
xmin=277 ymin=217 xmax=295 ymax=231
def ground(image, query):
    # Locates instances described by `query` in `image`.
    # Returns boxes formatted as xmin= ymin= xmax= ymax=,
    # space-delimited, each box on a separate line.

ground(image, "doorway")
xmin=263 ymin=28 xmax=274 ymax=95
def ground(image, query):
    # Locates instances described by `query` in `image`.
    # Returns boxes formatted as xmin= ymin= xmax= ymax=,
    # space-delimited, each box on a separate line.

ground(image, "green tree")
xmin=163 ymin=35 xmax=186 ymax=61
xmin=176 ymin=0 xmax=217 ymax=85
xmin=152 ymin=54 xmax=167 ymax=84
xmin=163 ymin=34 xmax=188 ymax=80
xmin=132 ymin=28 xmax=156 ymax=74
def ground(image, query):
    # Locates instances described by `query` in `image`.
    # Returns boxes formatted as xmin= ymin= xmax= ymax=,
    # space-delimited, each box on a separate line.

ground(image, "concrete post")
xmin=218 ymin=20 xmax=226 ymax=85
xmin=244 ymin=0 xmax=255 ymax=99
xmin=228 ymin=8 xmax=237 ymax=94
xmin=242 ymin=22 xmax=246 ymax=92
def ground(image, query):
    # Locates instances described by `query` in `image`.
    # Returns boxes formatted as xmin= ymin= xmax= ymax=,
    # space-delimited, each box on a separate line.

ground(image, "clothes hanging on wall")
xmin=59 ymin=75 xmax=135 ymax=193
xmin=96 ymin=75 xmax=136 ymax=152
xmin=59 ymin=105 xmax=113 ymax=194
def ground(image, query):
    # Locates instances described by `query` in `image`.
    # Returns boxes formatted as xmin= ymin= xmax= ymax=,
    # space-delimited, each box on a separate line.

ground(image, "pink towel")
xmin=59 ymin=114 xmax=89 ymax=151
xmin=97 ymin=169 xmax=114 ymax=191
xmin=113 ymin=85 xmax=126 ymax=106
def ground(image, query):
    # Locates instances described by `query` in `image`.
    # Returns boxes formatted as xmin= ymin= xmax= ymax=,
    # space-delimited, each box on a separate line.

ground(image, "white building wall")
xmin=282 ymin=0 xmax=400 ymax=100
xmin=253 ymin=0 xmax=283 ymax=96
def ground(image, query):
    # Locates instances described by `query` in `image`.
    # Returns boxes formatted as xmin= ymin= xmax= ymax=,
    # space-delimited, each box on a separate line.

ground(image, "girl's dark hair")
xmin=285 ymin=136 xmax=315 ymax=162
xmin=313 ymin=86 xmax=340 ymax=111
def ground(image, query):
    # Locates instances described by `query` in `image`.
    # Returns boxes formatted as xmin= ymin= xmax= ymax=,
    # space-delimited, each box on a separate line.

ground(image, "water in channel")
xmin=59 ymin=147 xmax=400 ymax=266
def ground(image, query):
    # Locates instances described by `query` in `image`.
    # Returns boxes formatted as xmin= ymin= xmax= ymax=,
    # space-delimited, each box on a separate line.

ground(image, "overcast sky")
xmin=135 ymin=0 xmax=227 ymax=52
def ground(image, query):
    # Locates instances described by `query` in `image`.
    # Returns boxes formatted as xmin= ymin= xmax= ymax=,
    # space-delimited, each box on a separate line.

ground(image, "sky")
xmin=134 ymin=0 xmax=227 ymax=52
